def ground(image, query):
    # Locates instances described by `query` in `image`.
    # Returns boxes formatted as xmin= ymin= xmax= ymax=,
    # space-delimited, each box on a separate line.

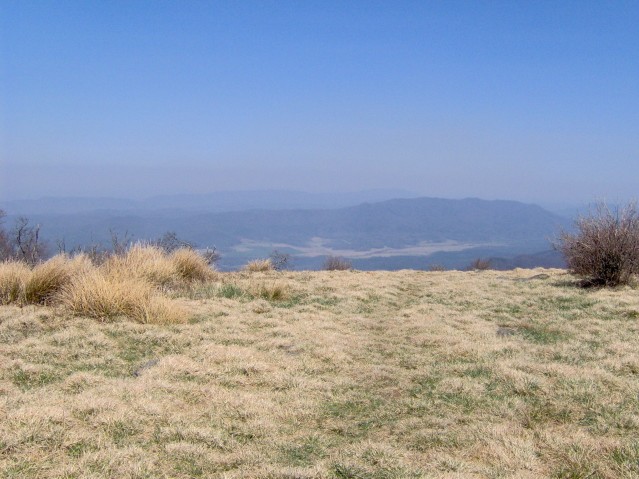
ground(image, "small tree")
xmin=13 ymin=216 xmax=47 ymax=265
xmin=555 ymin=201 xmax=639 ymax=287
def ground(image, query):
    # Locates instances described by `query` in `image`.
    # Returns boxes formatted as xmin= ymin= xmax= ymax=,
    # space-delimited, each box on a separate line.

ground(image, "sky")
xmin=1 ymin=1 xmax=638 ymax=205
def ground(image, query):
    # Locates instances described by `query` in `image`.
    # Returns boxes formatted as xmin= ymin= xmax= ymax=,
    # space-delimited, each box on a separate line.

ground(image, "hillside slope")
xmin=0 ymin=269 xmax=637 ymax=477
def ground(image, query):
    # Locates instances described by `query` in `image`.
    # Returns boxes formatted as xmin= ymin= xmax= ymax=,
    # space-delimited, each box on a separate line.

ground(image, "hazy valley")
xmin=1 ymin=193 xmax=570 ymax=271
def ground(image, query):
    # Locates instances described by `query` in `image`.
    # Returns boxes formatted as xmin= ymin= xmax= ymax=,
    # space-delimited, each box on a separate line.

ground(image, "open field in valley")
xmin=2 ymin=268 xmax=639 ymax=478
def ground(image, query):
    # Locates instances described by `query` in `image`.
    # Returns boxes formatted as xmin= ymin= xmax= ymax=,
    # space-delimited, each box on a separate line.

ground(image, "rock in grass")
xmin=133 ymin=359 xmax=159 ymax=377
xmin=514 ymin=273 xmax=551 ymax=283
xmin=496 ymin=327 xmax=517 ymax=337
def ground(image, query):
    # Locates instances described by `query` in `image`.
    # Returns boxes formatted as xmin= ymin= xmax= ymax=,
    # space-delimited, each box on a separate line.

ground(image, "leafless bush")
xmin=555 ymin=202 xmax=639 ymax=287
xmin=58 ymin=230 xmax=133 ymax=265
xmin=0 ymin=210 xmax=13 ymax=261
xmin=12 ymin=217 xmax=47 ymax=265
xmin=468 ymin=258 xmax=492 ymax=271
xmin=323 ymin=256 xmax=352 ymax=271
xmin=110 ymin=229 xmax=133 ymax=256
xmin=62 ymin=238 xmax=112 ymax=265
xmin=269 ymin=249 xmax=292 ymax=271
xmin=150 ymin=231 xmax=219 ymax=267
xmin=428 ymin=264 xmax=446 ymax=272
xmin=152 ymin=231 xmax=193 ymax=253
xmin=199 ymin=247 xmax=220 ymax=266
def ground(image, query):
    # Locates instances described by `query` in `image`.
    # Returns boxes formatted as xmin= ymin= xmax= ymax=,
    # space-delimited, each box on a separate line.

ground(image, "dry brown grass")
xmin=170 ymin=248 xmax=217 ymax=282
xmin=58 ymin=270 xmax=187 ymax=324
xmin=102 ymin=243 xmax=179 ymax=287
xmin=23 ymin=254 xmax=92 ymax=305
xmin=0 ymin=260 xmax=30 ymax=304
xmin=0 ymin=246 xmax=198 ymax=323
xmin=247 ymin=279 xmax=291 ymax=301
xmin=2 ymin=268 xmax=639 ymax=477
xmin=244 ymin=258 xmax=274 ymax=272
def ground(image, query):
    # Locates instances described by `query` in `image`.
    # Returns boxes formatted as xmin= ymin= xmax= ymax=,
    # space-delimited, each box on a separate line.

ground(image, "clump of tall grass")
xmin=0 ymin=245 xmax=214 ymax=323
xmin=248 ymin=281 xmax=291 ymax=301
xmin=102 ymin=244 xmax=215 ymax=287
xmin=59 ymin=270 xmax=187 ymax=324
xmin=170 ymin=248 xmax=216 ymax=282
xmin=0 ymin=260 xmax=30 ymax=304
xmin=102 ymin=244 xmax=178 ymax=287
xmin=244 ymin=258 xmax=274 ymax=272
xmin=24 ymin=254 xmax=93 ymax=305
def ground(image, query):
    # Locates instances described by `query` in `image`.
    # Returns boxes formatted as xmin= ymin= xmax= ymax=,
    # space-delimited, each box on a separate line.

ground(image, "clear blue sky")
xmin=1 ymin=1 xmax=638 ymax=204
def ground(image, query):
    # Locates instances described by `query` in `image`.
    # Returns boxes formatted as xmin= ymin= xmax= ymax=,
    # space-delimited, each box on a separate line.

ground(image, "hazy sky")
xmin=1 ymin=1 xmax=638 ymax=204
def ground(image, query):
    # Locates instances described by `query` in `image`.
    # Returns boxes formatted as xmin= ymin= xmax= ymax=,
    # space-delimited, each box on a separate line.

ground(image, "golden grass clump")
xmin=102 ymin=244 xmax=178 ymax=287
xmin=170 ymin=248 xmax=216 ymax=282
xmin=23 ymin=254 xmax=93 ymax=305
xmin=244 ymin=258 xmax=274 ymax=272
xmin=248 ymin=280 xmax=290 ymax=301
xmin=59 ymin=270 xmax=186 ymax=324
xmin=0 ymin=260 xmax=31 ymax=304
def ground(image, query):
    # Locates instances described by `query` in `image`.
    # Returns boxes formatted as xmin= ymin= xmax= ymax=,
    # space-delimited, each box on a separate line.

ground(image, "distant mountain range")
xmin=1 ymin=194 xmax=571 ymax=271
xmin=0 ymin=189 xmax=418 ymax=215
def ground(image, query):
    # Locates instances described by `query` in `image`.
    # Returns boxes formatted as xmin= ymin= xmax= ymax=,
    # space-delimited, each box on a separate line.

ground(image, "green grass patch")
xmin=520 ymin=323 xmax=569 ymax=344
xmin=11 ymin=368 xmax=61 ymax=391
xmin=279 ymin=435 xmax=327 ymax=466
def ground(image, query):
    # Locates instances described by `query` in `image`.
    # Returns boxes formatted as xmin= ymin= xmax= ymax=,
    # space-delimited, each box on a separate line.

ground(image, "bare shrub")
xmin=269 ymin=249 xmax=292 ymax=271
xmin=200 ymin=247 xmax=221 ymax=266
xmin=0 ymin=261 xmax=30 ymax=304
xmin=14 ymin=217 xmax=47 ymax=265
xmin=468 ymin=258 xmax=492 ymax=271
xmin=0 ymin=212 xmax=49 ymax=264
xmin=555 ymin=202 xmax=639 ymax=287
xmin=428 ymin=264 xmax=446 ymax=272
xmin=170 ymin=248 xmax=216 ymax=282
xmin=0 ymin=210 xmax=13 ymax=261
xmin=67 ymin=240 xmax=112 ymax=265
xmin=323 ymin=256 xmax=352 ymax=271
xmin=152 ymin=231 xmax=193 ymax=253
xmin=109 ymin=228 xmax=133 ymax=256
xmin=244 ymin=258 xmax=274 ymax=272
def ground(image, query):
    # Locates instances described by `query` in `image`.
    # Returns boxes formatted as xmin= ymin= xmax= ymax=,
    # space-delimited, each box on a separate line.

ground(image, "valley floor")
xmin=1 ymin=269 xmax=639 ymax=478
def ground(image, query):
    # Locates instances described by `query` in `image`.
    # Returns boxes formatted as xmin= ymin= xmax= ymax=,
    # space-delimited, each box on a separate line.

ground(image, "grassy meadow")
xmin=1 ymin=255 xmax=639 ymax=478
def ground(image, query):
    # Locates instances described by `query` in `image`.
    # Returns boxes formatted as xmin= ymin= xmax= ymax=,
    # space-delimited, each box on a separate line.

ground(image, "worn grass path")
xmin=1 ymin=269 xmax=639 ymax=478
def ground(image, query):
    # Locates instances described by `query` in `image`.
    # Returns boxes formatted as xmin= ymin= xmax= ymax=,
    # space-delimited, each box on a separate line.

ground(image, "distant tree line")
xmin=0 ymin=209 xmax=219 ymax=266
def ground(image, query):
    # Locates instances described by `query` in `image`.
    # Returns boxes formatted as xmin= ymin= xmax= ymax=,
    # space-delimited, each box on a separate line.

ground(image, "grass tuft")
xmin=23 ymin=255 xmax=90 ymax=304
xmin=59 ymin=270 xmax=187 ymax=324
xmin=244 ymin=258 xmax=274 ymax=272
xmin=249 ymin=281 xmax=291 ymax=301
xmin=170 ymin=248 xmax=216 ymax=282
xmin=0 ymin=260 xmax=30 ymax=304
xmin=103 ymin=243 xmax=178 ymax=287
